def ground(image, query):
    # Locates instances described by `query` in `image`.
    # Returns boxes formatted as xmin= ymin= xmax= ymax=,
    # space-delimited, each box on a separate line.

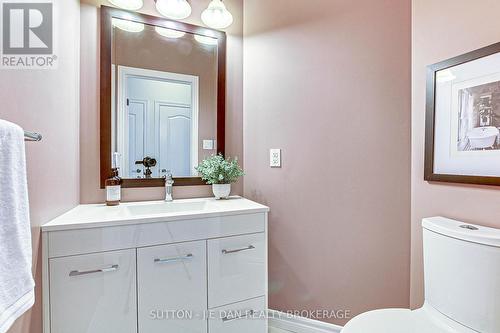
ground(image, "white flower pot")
xmin=212 ymin=184 xmax=231 ymax=199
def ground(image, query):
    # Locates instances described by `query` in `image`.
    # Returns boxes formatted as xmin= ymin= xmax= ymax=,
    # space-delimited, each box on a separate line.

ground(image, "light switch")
xmin=203 ymin=140 xmax=214 ymax=150
xmin=270 ymin=149 xmax=281 ymax=168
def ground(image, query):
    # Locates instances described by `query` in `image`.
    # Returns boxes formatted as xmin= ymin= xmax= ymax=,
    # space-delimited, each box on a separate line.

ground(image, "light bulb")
xmin=194 ymin=34 xmax=218 ymax=46
xmin=201 ymin=0 xmax=233 ymax=29
xmin=155 ymin=0 xmax=192 ymax=20
xmin=108 ymin=0 xmax=144 ymax=10
xmin=112 ymin=18 xmax=145 ymax=33
xmin=155 ymin=26 xmax=186 ymax=39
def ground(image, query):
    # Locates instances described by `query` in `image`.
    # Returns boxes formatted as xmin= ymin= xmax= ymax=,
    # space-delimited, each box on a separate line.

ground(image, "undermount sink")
xmin=125 ymin=201 xmax=208 ymax=216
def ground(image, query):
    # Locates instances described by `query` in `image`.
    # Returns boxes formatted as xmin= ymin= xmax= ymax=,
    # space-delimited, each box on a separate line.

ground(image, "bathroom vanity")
xmin=41 ymin=197 xmax=269 ymax=333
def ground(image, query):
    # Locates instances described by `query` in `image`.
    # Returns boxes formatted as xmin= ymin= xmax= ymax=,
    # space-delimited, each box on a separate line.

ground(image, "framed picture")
xmin=425 ymin=42 xmax=500 ymax=186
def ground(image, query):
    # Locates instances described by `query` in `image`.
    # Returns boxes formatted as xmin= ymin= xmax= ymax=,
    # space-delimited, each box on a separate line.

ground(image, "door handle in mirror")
xmin=135 ymin=157 xmax=157 ymax=168
xmin=135 ymin=157 xmax=157 ymax=178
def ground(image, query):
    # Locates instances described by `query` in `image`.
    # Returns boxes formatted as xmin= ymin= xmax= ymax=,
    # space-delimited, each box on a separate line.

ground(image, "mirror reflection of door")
xmin=117 ymin=66 xmax=199 ymax=179
xmin=128 ymin=99 xmax=146 ymax=177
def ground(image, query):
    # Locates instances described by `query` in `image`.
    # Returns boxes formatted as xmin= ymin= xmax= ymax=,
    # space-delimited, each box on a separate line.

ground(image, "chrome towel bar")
xmin=24 ymin=130 xmax=42 ymax=142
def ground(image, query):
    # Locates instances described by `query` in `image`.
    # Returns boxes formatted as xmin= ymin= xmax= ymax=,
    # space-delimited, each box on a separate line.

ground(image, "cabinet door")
xmin=208 ymin=233 xmax=266 ymax=308
xmin=208 ymin=297 xmax=267 ymax=333
xmin=137 ymin=241 xmax=207 ymax=333
xmin=49 ymin=249 xmax=137 ymax=333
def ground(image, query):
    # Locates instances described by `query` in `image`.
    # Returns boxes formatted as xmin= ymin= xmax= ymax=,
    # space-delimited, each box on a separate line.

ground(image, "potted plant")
xmin=195 ymin=154 xmax=244 ymax=199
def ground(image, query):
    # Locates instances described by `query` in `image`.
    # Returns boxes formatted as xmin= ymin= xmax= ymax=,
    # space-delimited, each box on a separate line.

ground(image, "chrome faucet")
xmin=164 ymin=171 xmax=174 ymax=202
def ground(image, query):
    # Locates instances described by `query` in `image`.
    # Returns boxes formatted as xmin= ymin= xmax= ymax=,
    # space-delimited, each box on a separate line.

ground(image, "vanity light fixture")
xmin=155 ymin=26 xmax=186 ymax=38
xmin=201 ymin=0 xmax=233 ymax=29
xmin=194 ymin=34 xmax=218 ymax=46
xmin=108 ymin=0 xmax=144 ymax=10
xmin=155 ymin=0 xmax=192 ymax=20
xmin=112 ymin=18 xmax=145 ymax=33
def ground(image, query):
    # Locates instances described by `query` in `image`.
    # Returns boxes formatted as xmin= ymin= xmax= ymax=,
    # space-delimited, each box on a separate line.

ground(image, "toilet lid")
xmin=342 ymin=308 xmax=462 ymax=333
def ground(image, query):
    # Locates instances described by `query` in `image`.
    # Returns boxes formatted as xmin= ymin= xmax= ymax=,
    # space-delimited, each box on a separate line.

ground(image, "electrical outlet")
xmin=270 ymin=149 xmax=281 ymax=168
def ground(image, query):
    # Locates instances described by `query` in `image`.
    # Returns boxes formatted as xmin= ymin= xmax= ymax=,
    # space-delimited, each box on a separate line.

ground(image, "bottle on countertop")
xmin=106 ymin=153 xmax=122 ymax=206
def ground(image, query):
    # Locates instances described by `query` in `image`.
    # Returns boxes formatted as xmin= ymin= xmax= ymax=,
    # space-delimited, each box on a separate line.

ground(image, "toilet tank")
xmin=422 ymin=217 xmax=500 ymax=333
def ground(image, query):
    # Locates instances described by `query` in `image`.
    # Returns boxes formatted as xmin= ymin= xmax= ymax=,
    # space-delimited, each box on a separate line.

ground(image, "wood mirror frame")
xmin=100 ymin=6 xmax=226 ymax=188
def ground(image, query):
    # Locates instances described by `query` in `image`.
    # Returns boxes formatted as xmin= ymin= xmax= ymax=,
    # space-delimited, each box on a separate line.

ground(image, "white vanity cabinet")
xmin=208 ymin=233 xmax=267 ymax=308
xmin=49 ymin=249 xmax=137 ymax=333
xmin=137 ymin=241 xmax=207 ymax=333
xmin=42 ymin=197 xmax=269 ymax=333
xmin=209 ymin=297 xmax=267 ymax=333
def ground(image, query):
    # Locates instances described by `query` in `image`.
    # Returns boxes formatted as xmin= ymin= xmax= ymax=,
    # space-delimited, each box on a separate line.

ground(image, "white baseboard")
xmin=268 ymin=309 xmax=342 ymax=333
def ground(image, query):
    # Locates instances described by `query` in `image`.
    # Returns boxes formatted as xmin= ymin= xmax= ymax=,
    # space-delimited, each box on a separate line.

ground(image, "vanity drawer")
xmin=47 ymin=213 xmax=266 ymax=257
xmin=49 ymin=249 xmax=137 ymax=333
xmin=208 ymin=297 xmax=267 ymax=333
xmin=208 ymin=233 xmax=266 ymax=308
xmin=137 ymin=241 xmax=207 ymax=333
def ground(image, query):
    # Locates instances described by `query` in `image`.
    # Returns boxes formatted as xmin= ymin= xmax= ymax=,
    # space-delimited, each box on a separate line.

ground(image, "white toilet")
xmin=342 ymin=216 xmax=500 ymax=333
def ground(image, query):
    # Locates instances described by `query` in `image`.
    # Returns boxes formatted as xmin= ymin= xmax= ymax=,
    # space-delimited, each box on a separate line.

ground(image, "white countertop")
xmin=42 ymin=196 xmax=269 ymax=232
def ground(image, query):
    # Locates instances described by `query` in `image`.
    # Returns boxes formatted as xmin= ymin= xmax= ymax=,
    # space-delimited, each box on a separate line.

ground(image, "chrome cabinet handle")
xmin=69 ymin=264 xmax=119 ymax=277
xmin=222 ymin=245 xmax=255 ymax=255
xmin=154 ymin=254 xmax=193 ymax=264
xmin=222 ymin=310 xmax=255 ymax=323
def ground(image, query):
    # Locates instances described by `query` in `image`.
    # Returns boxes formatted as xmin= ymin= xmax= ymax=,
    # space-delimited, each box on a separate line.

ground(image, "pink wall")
xmin=80 ymin=0 xmax=243 ymax=203
xmin=411 ymin=0 xmax=500 ymax=308
xmin=0 ymin=1 xmax=80 ymax=332
xmin=243 ymin=0 xmax=411 ymax=326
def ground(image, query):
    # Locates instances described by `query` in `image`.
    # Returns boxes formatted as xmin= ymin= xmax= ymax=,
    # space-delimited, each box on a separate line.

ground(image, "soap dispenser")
xmin=106 ymin=152 xmax=122 ymax=206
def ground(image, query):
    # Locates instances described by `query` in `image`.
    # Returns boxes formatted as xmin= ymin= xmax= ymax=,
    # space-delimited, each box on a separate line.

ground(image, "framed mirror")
xmin=100 ymin=6 xmax=226 ymax=188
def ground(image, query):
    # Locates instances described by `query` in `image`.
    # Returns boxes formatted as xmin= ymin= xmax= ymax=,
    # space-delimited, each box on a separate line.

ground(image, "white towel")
xmin=0 ymin=120 xmax=35 ymax=333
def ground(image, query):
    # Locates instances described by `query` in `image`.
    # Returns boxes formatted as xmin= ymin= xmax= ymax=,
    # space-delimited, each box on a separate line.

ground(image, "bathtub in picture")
xmin=467 ymin=126 xmax=499 ymax=149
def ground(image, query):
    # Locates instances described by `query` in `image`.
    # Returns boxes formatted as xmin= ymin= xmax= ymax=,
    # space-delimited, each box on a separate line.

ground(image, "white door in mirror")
xmin=270 ymin=149 xmax=281 ymax=167
xmin=118 ymin=67 xmax=200 ymax=178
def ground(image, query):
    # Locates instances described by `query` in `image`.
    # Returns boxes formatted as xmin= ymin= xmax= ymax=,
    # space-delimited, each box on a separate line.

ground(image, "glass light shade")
xmin=112 ymin=18 xmax=145 ymax=33
xmin=108 ymin=0 xmax=143 ymax=10
xmin=155 ymin=0 xmax=192 ymax=20
xmin=194 ymin=34 xmax=218 ymax=46
xmin=201 ymin=0 xmax=233 ymax=29
xmin=155 ymin=26 xmax=186 ymax=39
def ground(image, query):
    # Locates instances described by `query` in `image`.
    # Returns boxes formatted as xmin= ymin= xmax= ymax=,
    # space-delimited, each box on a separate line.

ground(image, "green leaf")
xmin=194 ymin=153 xmax=244 ymax=185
